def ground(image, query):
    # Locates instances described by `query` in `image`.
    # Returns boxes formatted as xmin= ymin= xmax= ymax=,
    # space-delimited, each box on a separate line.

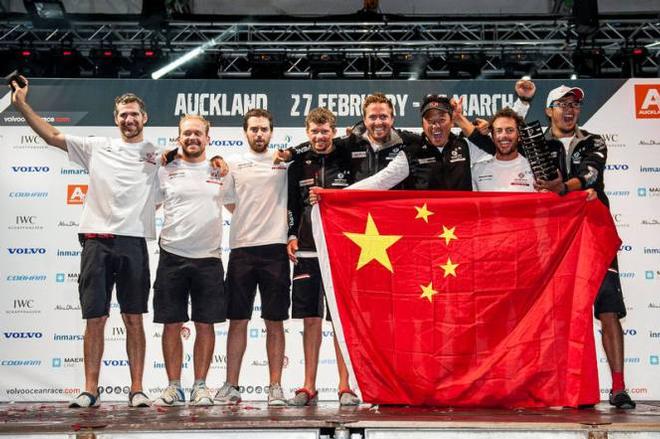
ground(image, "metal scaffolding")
xmin=1 ymin=16 xmax=658 ymax=77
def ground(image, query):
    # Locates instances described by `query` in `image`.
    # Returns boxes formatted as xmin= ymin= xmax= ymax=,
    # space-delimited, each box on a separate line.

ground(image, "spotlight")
xmin=447 ymin=52 xmax=484 ymax=79
xmin=308 ymin=53 xmax=345 ymax=78
xmin=89 ymin=47 xmax=124 ymax=78
xmin=50 ymin=47 xmax=83 ymax=77
xmin=249 ymin=53 xmax=286 ymax=79
xmin=503 ymin=53 xmax=537 ymax=78
xmin=11 ymin=48 xmax=47 ymax=77
xmin=572 ymin=47 xmax=603 ymax=77
xmin=391 ymin=53 xmax=427 ymax=80
xmin=621 ymin=46 xmax=649 ymax=77
xmin=130 ymin=48 xmax=164 ymax=78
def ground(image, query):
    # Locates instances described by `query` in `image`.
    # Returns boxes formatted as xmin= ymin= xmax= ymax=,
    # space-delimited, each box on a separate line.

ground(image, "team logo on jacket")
xmin=449 ymin=149 xmax=466 ymax=163
xmin=206 ymin=169 xmax=224 ymax=185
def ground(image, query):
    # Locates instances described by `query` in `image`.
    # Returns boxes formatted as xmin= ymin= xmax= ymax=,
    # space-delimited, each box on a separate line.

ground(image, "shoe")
xmin=267 ymin=383 xmax=286 ymax=406
xmin=190 ymin=385 xmax=214 ymax=406
xmin=214 ymin=382 xmax=242 ymax=405
xmin=609 ymin=390 xmax=636 ymax=409
xmin=68 ymin=392 xmax=100 ymax=408
xmin=128 ymin=391 xmax=151 ymax=407
xmin=288 ymin=387 xmax=318 ymax=407
xmin=153 ymin=385 xmax=185 ymax=407
xmin=338 ymin=388 xmax=360 ymax=406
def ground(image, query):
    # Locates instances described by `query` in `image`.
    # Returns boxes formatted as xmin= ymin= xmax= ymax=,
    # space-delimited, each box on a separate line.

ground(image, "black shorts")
xmin=78 ymin=235 xmax=150 ymax=319
xmin=594 ymin=257 xmax=627 ymax=319
xmin=225 ymin=244 xmax=290 ymax=321
xmin=291 ymin=257 xmax=331 ymax=321
xmin=153 ymin=248 xmax=226 ymax=324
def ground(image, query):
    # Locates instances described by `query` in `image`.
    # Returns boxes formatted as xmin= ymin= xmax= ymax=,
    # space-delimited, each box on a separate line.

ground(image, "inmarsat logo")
xmin=635 ymin=84 xmax=660 ymax=119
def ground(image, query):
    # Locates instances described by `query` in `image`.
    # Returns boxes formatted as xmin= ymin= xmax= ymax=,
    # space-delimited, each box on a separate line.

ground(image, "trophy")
xmin=518 ymin=120 xmax=559 ymax=181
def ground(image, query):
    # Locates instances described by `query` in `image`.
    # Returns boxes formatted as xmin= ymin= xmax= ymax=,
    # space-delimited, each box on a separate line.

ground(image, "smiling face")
xmin=491 ymin=116 xmax=519 ymax=160
xmin=178 ymin=118 xmax=209 ymax=161
xmin=422 ymin=109 xmax=452 ymax=148
xmin=114 ymin=102 xmax=147 ymax=142
xmin=363 ymin=102 xmax=394 ymax=144
xmin=306 ymin=121 xmax=336 ymax=154
xmin=545 ymin=94 xmax=581 ymax=137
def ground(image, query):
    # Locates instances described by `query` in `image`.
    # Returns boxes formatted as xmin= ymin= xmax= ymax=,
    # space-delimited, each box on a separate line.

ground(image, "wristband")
xmin=517 ymin=95 xmax=532 ymax=103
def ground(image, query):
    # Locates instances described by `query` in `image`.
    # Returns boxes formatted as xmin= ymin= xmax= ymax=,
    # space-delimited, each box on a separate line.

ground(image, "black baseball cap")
xmin=420 ymin=95 xmax=452 ymax=117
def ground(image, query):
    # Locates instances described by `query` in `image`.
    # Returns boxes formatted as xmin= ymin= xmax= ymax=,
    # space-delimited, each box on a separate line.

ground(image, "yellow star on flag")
xmin=438 ymin=225 xmax=457 ymax=246
xmin=440 ymin=257 xmax=459 ymax=277
xmin=344 ymin=213 xmax=402 ymax=272
xmin=420 ymin=282 xmax=439 ymax=303
xmin=414 ymin=203 xmax=434 ymax=223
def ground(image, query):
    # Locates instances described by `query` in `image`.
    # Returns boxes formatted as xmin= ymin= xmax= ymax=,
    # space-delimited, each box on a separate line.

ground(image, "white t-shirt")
xmin=224 ymin=149 xmax=289 ymax=249
xmin=471 ymin=154 xmax=536 ymax=192
xmin=65 ymin=135 xmax=161 ymax=239
xmin=157 ymin=160 xmax=227 ymax=259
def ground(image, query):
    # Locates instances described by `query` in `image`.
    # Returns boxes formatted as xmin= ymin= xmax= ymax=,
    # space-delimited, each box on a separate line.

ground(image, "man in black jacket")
xmin=535 ymin=85 xmax=635 ymax=409
xmin=286 ymin=107 xmax=360 ymax=407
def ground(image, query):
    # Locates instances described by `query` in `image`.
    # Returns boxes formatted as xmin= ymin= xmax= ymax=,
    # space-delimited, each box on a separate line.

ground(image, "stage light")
xmin=151 ymin=26 xmax=236 ymax=79
xmin=447 ymin=52 xmax=484 ymax=79
xmin=11 ymin=47 xmax=47 ymax=77
xmin=50 ymin=47 xmax=84 ymax=78
xmin=572 ymin=47 xmax=603 ymax=77
xmin=620 ymin=46 xmax=649 ymax=77
xmin=308 ymin=53 xmax=345 ymax=78
xmin=130 ymin=48 xmax=164 ymax=78
xmin=90 ymin=47 xmax=124 ymax=78
xmin=503 ymin=53 xmax=537 ymax=79
xmin=391 ymin=53 xmax=427 ymax=80
xmin=249 ymin=52 xmax=287 ymax=79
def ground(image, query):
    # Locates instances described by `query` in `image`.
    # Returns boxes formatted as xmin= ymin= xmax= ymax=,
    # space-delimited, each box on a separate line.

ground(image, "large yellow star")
xmin=438 ymin=225 xmax=457 ymax=246
xmin=420 ymin=282 xmax=439 ymax=303
xmin=414 ymin=203 xmax=434 ymax=223
xmin=440 ymin=257 xmax=459 ymax=277
xmin=344 ymin=213 xmax=402 ymax=272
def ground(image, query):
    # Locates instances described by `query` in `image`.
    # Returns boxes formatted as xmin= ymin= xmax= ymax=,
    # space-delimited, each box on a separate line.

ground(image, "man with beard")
xmin=10 ymin=77 xmax=157 ymax=408
xmin=535 ymin=85 xmax=635 ymax=409
xmin=286 ymin=108 xmax=360 ymax=406
xmin=152 ymin=115 xmax=228 ymax=407
xmin=470 ymin=108 xmax=535 ymax=192
xmin=214 ymin=109 xmax=290 ymax=406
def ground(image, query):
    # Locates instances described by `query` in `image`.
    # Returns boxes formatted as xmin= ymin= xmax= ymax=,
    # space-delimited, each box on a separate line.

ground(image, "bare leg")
xmin=161 ymin=323 xmax=184 ymax=382
xmin=194 ymin=322 xmax=215 ymax=381
xmin=302 ymin=317 xmax=322 ymax=392
xmin=600 ymin=312 xmax=624 ymax=374
xmin=122 ymin=313 xmax=146 ymax=393
xmin=83 ymin=316 xmax=108 ymax=394
xmin=226 ymin=319 xmax=248 ymax=385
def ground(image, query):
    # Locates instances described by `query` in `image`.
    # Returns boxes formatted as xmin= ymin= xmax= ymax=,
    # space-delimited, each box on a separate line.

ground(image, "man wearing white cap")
xmin=535 ymin=85 xmax=635 ymax=409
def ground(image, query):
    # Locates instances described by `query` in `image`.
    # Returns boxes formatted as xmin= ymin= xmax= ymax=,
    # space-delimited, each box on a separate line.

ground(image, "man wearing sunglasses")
xmin=535 ymin=85 xmax=635 ymax=409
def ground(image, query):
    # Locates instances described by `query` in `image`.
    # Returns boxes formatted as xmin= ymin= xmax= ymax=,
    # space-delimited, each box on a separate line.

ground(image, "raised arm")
xmin=10 ymin=76 xmax=67 ymax=151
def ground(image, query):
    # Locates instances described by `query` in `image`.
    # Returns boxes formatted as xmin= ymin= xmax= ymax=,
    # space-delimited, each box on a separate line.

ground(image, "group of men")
xmin=9 ymin=75 xmax=634 ymax=410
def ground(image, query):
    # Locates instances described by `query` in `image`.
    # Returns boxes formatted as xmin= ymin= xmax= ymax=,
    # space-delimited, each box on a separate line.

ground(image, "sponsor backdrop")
xmin=0 ymin=78 xmax=658 ymax=402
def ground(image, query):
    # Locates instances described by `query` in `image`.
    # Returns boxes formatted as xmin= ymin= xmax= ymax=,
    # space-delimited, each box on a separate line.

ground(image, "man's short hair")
xmin=305 ymin=107 xmax=337 ymax=130
xmin=243 ymin=108 xmax=273 ymax=131
xmin=362 ymin=93 xmax=394 ymax=116
xmin=489 ymin=107 xmax=524 ymax=131
xmin=114 ymin=93 xmax=146 ymax=117
xmin=179 ymin=114 xmax=210 ymax=135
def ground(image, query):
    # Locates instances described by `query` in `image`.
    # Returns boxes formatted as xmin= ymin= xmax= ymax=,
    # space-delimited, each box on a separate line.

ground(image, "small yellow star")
xmin=414 ymin=203 xmax=434 ymax=223
xmin=440 ymin=257 xmax=459 ymax=277
xmin=344 ymin=213 xmax=402 ymax=272
xmin=438 ymin=225 xmax=458 ymax=246
xmin=420 ymin=282 xmax=439 ymax=303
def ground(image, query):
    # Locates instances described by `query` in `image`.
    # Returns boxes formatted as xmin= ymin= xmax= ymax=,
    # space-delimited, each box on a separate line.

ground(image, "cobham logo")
xmin=635 ymin=84 xmax=660 ymax=119
xmin=67 ymin=185 xmax=88 ymax=205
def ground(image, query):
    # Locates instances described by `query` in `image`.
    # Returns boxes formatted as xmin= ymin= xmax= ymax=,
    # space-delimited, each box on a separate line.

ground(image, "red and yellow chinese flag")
xmin=312 ymin=190 xmax=620 ymax=408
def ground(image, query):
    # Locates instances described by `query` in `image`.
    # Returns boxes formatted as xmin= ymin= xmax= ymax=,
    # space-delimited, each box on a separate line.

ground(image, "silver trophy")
xmin=519 ymin=120 xmax=559 ymax=181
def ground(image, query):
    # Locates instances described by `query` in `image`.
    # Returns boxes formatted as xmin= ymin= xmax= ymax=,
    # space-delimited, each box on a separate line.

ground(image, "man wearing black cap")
xmin=535 ymin=85 xmax=635 ymax=409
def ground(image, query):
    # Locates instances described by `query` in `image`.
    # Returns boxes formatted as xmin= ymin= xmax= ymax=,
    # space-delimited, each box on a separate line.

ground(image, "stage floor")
xmin=1 ymin=401 xmax=660 ymax=437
